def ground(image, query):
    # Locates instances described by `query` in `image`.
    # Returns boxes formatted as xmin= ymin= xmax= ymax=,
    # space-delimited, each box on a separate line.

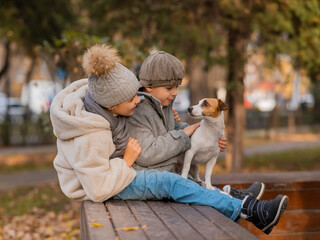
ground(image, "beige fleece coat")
xmin=50 ymin=79 xmax=136 ymax=202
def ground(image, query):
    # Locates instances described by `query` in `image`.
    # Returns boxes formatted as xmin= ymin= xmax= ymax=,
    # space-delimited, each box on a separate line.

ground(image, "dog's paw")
xmin=181 ymin=173 xmax=188 ymax=179
xmin=206 ymin=185 xmax=215 ymax=191
xmin=198 ymin=181 xmax=206 ymax=187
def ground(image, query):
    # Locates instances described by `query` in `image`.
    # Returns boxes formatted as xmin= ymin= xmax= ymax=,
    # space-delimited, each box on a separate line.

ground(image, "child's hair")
xmin=139 ymin=51 xmax=185 ymax=88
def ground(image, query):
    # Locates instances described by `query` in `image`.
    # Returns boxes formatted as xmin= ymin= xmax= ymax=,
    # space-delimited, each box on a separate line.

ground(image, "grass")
xmin=0 ymin=183 xmax=71 ymax=219
xmin=243 ymin=146 xmax=320 ymax=172
xmin=0 ymin=182 xmax=80 ymax=239
xmin=1 ymin=143 xmax=320 ymax=176
xmin=0 ymin=161 xmax=53 ymax=174
xmin=200 ymin=146 xmax=320 ymax=174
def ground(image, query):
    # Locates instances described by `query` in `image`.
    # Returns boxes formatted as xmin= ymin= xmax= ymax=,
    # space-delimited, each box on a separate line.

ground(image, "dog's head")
xmin=188 ymin=98 xmax=228 ymax=118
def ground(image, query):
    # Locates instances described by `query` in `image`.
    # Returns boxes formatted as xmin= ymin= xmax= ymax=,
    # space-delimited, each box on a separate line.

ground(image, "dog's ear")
xmin=218 ymin=99 xmax=229 ymax=110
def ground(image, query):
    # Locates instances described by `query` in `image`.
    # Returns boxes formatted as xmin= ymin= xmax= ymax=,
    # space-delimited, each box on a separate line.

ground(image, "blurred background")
xmin=1 ymin=0 xmax=320 ymax=239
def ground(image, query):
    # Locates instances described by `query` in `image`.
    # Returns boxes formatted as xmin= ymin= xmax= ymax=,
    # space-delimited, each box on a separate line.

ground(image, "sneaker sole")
xmin=256 ymin=182 xmax=265 ymax=200
xmin=262 ymin=195 xmax=289 ymax=234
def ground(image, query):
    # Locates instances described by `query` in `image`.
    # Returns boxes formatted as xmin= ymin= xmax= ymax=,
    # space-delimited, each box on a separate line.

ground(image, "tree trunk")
xmin=22 ymin=56 xmax=36 ymax=145
xmin=287 ymin=69 xmax=301 ymax=133
xmin=187 ymin=59 xmax=209 ymax=105
xmin=3 ymin=74 xmax=11 ymax=146
xmin=312 ymin=81 xmax=320 ymax=123
xmin=267 ymin=104 xmax=280 ymax=139
xmin=225 ymin=29 xmax=247 ymax=173
xmin=0 ymin=38 xmax=11 ymax=83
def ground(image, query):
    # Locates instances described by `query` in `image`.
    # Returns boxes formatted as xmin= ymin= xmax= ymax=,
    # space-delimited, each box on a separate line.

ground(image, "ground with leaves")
xmin=0 ymin=183 xmax=80 ymax=240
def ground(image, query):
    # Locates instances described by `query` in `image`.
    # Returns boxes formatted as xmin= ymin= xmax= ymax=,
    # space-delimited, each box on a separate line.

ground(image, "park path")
xmin=1 ymin=136 xmax=320 ymax=191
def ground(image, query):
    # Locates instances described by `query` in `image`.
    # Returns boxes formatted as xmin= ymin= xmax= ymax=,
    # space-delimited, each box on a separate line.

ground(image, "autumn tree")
xmin=0 ymin=0 xmax=74 ymax=145
xmin=81 ymin=0 xmax=318 ymax=172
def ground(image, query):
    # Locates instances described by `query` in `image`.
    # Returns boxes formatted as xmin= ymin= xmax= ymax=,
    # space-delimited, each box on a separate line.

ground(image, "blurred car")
xmin=255 ymin=97 xmax=276 ymax=112
xmin=21 ymin=80 xmax=62 ymax=114
xmin=0 ymin=93 xmax=7 ymax=115
xmin=0 ymin=94 xmax=26 ymax=122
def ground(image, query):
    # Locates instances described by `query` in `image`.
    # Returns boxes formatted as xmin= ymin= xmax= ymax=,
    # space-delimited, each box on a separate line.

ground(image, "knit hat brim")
xmin=140 ymin=79 xmax=182 ymax=87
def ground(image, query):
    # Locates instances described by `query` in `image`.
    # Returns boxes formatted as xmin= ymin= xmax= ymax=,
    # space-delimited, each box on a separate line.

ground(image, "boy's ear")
xmin=218 ymin=99 xmax=229 ymax=110
xmin=145 ymin=87 xmax=153 ymax=93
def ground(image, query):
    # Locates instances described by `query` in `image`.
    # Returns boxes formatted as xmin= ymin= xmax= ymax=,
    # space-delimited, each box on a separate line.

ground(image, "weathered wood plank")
xmin=126 ymin=200 xmax=177 ymax=240
xmin=147 ymin=201 xmax=204 ymax=240
xmin=261 ymin=188 xmax=320 ymax=210
xmin=169 ymin=202 xmax=233 ymax=240
xmin=193 ymin=205 xmax=259 ymax=240
xmin=258 ymin=231 xmax=320 ymax=240
xmin=106 ymin=199 xmax=148 ymax=240
xmin=80 ymin=200 xmax=116 ymax=240
xmin=210 ymin=171 xmax=320 ymax=185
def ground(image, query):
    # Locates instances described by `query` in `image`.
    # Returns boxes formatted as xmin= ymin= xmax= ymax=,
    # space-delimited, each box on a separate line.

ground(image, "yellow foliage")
xmin=115 ymin=225 xmax=147 ymax=231
xmin=91 ymin=223 xmax=104 ymax=227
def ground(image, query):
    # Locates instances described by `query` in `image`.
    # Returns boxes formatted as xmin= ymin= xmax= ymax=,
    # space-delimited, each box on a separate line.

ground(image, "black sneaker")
xmin=241 ymin=195 xmax=289 ymax=234
xmin=223 ymin=182 xmax=265 ymax=200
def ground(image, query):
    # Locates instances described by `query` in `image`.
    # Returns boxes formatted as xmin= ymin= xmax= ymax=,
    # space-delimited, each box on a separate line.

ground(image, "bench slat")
xmin=169 ymin=202 xmax=234 ymax=240
xmin=127 ymin=200 xmax=177 ymax=240
xmin=107 ymin=199 xmax=148 ymax=240
xmin=80 ymin=201 xmax=116 ymax=240
xmin=147 ymin=201 xmax=204 ymax=240
xmin=193 ymin=205 xmax=259 ymax=240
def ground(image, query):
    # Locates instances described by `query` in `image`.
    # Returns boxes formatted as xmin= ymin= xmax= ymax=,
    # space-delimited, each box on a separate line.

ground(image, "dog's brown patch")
xmin=201 ymin=98 xmax=228 ymax=117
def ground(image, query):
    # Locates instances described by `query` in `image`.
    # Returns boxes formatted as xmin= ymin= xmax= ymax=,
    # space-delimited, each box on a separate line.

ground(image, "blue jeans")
xmin=114 ymin=170 xmax=242 ymax=221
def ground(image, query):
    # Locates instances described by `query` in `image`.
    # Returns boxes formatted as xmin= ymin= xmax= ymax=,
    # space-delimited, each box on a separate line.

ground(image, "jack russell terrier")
xmin=181 ymin=98 xmax=228 ymax=190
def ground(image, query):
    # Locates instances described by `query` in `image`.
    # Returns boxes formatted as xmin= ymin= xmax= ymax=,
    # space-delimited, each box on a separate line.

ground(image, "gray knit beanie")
xmin=82 ymin=44 xmax=140 ymax=108
xmin=139 ymin=51 xmax=185 ymax=87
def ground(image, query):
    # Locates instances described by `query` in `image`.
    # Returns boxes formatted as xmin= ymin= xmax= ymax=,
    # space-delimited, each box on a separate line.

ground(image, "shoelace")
xmin=230 ymin=188 xmax=247 ymax=199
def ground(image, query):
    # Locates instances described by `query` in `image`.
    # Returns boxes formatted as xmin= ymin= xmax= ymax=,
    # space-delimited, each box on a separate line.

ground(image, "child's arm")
xmin=123 ymin=137 xmax=141 ymax=167
xmin=60 ymin=131 xmax=136 ymax=202
xmin=218 ymin=137 xmax=227 ymax=152
xmin=127 ymin=117 xmax=191 ymax=168
xmin=175 ymin=121 xmax=189 ymax=130
xmin=173 ymin=107 xmax=189 ymax=130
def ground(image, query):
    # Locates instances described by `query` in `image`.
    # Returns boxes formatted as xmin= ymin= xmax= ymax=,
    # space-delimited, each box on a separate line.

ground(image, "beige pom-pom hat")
xmin=82 ymin=44 xmax=141 ymax=108
xmin=139 ymin=51 xmax=185 ymax=87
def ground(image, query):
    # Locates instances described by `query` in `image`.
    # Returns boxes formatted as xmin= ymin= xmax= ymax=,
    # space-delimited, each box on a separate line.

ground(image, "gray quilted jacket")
xmin=127 ymin=92 xmax=191 ymax=172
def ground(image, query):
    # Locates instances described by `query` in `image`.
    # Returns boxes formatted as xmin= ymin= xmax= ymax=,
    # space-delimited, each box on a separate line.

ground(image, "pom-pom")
xmin=82 ymin=44 xmax=121 ymax=77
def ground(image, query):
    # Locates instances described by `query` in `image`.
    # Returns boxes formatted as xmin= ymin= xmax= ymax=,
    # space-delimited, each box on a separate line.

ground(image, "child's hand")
xmin=123 ymin=137 xmax=141 ymax=167
xmin=173 ymin=107 xmax=181 ymax=122
xmin=183 ymin=122 xmax=200 ymax=137
xmin=218 ymin=137 xmax=227 ymax=152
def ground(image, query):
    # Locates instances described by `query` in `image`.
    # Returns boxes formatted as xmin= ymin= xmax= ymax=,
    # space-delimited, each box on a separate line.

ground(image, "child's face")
xmin=145 ymin=85 xmax=178 ymax=106
xmin=109 ymin=94 xmax=141 ymax=116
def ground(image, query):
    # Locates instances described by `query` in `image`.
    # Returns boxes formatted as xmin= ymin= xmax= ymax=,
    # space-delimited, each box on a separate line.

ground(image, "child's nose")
xmin=171 ymin=88 xmax=177 ymax=96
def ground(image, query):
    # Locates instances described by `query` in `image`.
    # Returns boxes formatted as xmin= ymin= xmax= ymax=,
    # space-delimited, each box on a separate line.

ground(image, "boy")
xmin=127 ymin=51 xmax=202 ymax=172
xmin=127 ymin=51 xmax=264 ymax=199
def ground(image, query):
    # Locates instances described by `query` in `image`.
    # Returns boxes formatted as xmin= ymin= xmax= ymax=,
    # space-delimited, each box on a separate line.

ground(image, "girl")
xmin=50 ymin=44 xmax=288 ymax=235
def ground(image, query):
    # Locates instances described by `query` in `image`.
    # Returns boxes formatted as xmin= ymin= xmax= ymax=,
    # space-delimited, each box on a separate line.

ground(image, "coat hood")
xmin=50 ymin=79 xmax=111 ymax=141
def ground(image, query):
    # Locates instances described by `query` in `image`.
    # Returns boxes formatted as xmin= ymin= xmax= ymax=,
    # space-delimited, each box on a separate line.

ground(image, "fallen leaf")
xmin=115 ymin=226 xmax=138 ymax=231
xmin=88 ymin=217 xmax=97 ymax=222
xmin=91 ymin=223 xmax=104 ymax=227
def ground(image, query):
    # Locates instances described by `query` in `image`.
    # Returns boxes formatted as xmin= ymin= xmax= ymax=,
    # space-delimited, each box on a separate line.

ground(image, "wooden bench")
xmin=80 ymin=199 xmax=259 ymax=240
xmin=212 ymin=170 xmax=320 ymax=240
xmin=81 ymin=170 xmax=320 ymax=240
